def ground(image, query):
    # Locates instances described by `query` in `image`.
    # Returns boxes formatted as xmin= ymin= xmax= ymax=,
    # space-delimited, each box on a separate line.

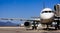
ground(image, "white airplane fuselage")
xmin=40 ymin=8 xmax=54 ymax=24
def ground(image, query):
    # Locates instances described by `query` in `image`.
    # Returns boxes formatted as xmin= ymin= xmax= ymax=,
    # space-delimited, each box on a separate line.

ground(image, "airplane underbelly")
xmin=41 ymin=18 xmax=54 ymax=23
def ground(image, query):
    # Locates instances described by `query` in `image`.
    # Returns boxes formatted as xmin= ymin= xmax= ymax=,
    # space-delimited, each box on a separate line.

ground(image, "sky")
xmin=0 ymin=0 xmax=60 ymax=24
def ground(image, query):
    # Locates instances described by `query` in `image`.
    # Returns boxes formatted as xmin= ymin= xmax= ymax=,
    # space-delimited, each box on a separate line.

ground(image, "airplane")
xmin=0 ymin=4 xmax=60 ymax=30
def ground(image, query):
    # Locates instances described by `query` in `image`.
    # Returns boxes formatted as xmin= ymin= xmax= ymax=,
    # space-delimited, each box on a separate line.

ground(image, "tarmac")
xmin=0 ymin=27 xmax=60 ymax=33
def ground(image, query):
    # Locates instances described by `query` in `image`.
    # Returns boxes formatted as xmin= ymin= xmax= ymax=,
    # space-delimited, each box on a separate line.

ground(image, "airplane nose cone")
xmin=40 ymin=13 xmax=54 ymax=19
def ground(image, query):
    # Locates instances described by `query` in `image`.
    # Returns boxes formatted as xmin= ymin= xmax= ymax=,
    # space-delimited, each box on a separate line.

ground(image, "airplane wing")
xmin=31 ymin=16 xmax=40 ymax=18
xmin=0 ymin=18 xmax=40 ymax=22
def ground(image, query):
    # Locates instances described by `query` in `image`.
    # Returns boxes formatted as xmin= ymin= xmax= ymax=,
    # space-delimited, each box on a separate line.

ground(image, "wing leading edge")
xmin=0 ymin=18 xmax=40 ymax=22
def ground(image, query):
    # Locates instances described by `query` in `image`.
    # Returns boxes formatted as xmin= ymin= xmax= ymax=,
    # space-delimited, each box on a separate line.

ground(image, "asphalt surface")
xmin=0 ymin=27 xmax=60 ymax=33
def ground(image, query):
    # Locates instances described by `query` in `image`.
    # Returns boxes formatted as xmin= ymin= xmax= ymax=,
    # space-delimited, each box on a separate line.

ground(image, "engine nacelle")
xmin=24 ymin=21 xmax=31 ymax=27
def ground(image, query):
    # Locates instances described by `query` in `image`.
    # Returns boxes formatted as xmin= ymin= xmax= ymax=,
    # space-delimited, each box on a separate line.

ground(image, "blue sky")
xmin=0 ymin=0 xmax=60 ymax=24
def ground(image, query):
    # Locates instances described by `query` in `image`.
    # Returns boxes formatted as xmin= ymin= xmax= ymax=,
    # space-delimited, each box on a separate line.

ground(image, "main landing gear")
xmin=32 ymin=21 xmax=38 ymax=30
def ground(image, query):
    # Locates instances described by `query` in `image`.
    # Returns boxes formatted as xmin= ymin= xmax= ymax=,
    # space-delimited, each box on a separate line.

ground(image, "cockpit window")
xmin=42 ymin=11 xmax=54 ymax=13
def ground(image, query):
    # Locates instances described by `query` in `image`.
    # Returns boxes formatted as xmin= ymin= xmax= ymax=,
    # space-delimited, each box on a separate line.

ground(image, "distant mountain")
xmin=0 ymin=21 xmax=6 ymax=26
xmin=0 ymin=21 xmax=20 ymax=26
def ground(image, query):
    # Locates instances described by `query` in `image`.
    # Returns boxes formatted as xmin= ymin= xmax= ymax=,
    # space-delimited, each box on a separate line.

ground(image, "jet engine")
xmin=24 ymin=21 xmax=31 ymax=27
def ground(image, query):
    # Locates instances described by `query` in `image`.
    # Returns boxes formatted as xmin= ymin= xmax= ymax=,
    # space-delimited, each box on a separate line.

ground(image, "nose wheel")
xmin=43 ymin=24 xmax=50 ymax=30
